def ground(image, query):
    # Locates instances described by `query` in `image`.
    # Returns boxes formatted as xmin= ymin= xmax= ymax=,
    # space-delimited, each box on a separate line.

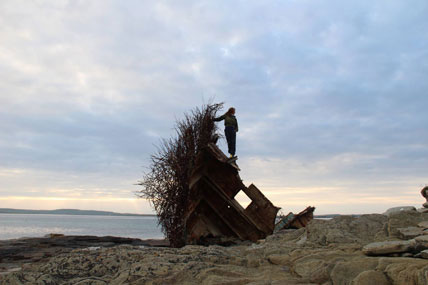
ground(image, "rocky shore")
xmin=1 ymin=207 xmax=427 ymax=284
xmin=0 ymin=235 xmax=168 ymax=276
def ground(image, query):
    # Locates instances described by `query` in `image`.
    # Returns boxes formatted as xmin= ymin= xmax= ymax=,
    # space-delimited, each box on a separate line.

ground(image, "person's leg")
xmin=230 ymin=129 xmax=236 ymax=156
xmin=225 ymin=127 xmax=234 ymax=156
xmin=225 ymin=127 xmax=236 ymax=156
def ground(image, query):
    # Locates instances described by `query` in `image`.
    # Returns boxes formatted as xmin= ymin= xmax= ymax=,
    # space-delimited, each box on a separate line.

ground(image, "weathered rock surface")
xmin=351 ymin=270 xmax=389 ymax=285
xmin=384 ymin=206 xmax=416 ymax=216
xmin=377 ymin=257 xmax=428 ymax=284
xmin=415 ymin=235 xmax=428 ymax=249
xmin=305 ymin=214 xmax=387 ymax=245
xmin=0 ymin=235 xmax=168 ymax=275
xmin=397 ymin=226 xmax=425 ymax=239
xmin=386 ymin=210 xmax=428 ymax=238
xmin=362 ymin=240 xmax=416 ymax=256
xmin=418 ymin=221 xmax=428 ymax=229
xmin=418 ymin=249 xmax=428 ymax=259
xmin=1 ymin=213 xmax=428 ymax=285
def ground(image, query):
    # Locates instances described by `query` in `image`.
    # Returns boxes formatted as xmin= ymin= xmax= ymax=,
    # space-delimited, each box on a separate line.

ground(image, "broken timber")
xmin=184 ymin=143 xmax=280 ymax=244
xmin=274 ymin=206 xmax=315 ymax=232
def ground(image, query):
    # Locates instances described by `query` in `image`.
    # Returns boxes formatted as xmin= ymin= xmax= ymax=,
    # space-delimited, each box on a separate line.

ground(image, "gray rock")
xmin=415 ymin=235 xmax=428 ymax=249
xmin=383 ymin=206 xmax=416 ymax=216
xmin=377 ymin=257 xmax=428 ymax=284
xmin=306 ymin=214 xmax=387 ymax=245
xmin=386 ymin=210 xmax=428 ymax=238
xmin=418 ymin=221 xmax=428 ymax=229
xmin=417 ymin=208 xmax=428 ymax=213
xmin=417 ymin=249 xmax=428 ymax=259
xmin=330 ymin=259 xmax=379 ymax=285
xmin=0 ymin=235 xmax=168 ymax=275
xmin=397 ymin=227 xmax=425 ymax=239
xmin=362 ymin=240 xmax=416 ymax=256
xmin=267 ymin=254 xmax=288 ymax=265
xmin=351 ymin=270 xmax=389 ymax=285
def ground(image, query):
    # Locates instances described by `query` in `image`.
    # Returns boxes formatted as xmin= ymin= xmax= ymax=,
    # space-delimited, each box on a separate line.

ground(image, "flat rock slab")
xmin=415 ymin=235 xmax=428 ymax=249
xmin=418 ymin=221 xmax=428 ymax=229
xmin=363 ymin=240 xmax=416 ymax=256
xmin=397 ymin=227 xmax=425 ymax=239
xmin=0 ymin=235 xmax=168 ymax=274
xmin=418 ymin=249 xmax=428 ymax=259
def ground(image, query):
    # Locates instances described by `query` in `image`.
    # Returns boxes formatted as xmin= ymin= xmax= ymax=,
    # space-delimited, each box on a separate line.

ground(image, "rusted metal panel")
xmin=184 ymin=143 xmax=280 ymax=244
xmin=274 ymin=206 xmax=315 ymax=232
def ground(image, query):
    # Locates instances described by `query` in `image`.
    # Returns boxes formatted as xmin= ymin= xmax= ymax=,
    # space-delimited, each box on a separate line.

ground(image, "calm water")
xmin=0 ymin=214 xmax=164 ymax=240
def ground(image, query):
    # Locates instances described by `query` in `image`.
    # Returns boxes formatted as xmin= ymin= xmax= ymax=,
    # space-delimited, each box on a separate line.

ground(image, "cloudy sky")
xmin=1 ymin=0 xmax=427 ymax=215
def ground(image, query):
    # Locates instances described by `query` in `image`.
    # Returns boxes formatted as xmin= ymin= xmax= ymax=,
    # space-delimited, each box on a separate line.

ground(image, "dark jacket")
xmin=214 ymin=114 xmax=238 ymax=132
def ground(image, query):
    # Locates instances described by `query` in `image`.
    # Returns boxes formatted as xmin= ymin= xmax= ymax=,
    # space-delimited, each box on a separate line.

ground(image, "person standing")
xmin=214 ymin=107 xmax=238 ymax=158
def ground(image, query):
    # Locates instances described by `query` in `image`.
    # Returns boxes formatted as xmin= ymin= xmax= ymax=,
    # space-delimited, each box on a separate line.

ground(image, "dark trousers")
xmin=225 ymin=126 xmax=236 ymax=156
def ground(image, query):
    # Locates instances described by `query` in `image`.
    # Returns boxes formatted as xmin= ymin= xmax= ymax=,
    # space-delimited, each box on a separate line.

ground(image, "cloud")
xmin=1 ymin=0 xmax=427 ymax=214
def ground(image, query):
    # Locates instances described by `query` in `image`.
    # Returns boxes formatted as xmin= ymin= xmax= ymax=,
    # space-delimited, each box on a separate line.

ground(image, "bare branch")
xmin=137 ymin=103 xmax=223 ymax=247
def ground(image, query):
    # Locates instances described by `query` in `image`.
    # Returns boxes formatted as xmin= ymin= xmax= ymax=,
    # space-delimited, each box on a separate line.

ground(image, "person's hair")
xmin=226 ymin=107 xmax=235 ymax=116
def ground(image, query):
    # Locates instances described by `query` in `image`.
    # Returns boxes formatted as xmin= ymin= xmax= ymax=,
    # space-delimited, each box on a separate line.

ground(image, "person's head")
xmin=226 ymin=107 xmax=235 ymax=116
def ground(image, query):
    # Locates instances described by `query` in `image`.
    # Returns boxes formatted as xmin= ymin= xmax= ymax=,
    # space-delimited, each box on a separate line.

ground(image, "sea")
xmin=0 ymin=213 xmax=164 ymax=240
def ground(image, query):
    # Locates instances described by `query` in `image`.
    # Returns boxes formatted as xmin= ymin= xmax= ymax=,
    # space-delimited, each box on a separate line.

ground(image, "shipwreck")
xmin=274 ymin=206 xmax=316 ymax=232
xmin=183 ymin=143 xmax=315 ymax=244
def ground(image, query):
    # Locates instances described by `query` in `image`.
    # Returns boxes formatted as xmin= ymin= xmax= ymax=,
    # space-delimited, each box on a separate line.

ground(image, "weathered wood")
xmin=184 ymin=143 xmax=280 ymax=244
xmin=243 ymin=184 xmax=280 ymax=234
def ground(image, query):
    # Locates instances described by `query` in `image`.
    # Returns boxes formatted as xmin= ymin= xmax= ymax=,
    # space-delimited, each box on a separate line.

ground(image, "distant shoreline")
xmin=0 ymin=208 xmax=356 ymax=219
xmin=0 ymin=208 xmax=157 ymax=217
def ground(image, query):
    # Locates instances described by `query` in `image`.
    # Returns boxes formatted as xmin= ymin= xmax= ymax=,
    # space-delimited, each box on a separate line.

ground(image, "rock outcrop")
xmin=0 ymin=235 xmax=168 ymax=275
xmin=2 ymin=210 xmax=428 ymax=285
xmin=421 ymin=186 xmax=428 ymax=208
xmin=362 ymin=207 xmax=428 ymax=260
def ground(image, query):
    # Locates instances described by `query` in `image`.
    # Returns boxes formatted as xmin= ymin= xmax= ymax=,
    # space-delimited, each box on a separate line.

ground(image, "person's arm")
xmin=213 ymin=114 xmax=225 ymax=122
xmin=235 ymin=119 xmax=238 ymax=132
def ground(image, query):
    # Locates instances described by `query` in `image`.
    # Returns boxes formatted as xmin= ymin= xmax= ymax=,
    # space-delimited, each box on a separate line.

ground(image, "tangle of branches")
xmin=137 ymin=103 xmax=223 ymax=247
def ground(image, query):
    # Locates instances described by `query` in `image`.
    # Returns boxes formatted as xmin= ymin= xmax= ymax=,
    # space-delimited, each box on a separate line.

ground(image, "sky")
xmin=1 ymin=0 xmax=427 ymax=215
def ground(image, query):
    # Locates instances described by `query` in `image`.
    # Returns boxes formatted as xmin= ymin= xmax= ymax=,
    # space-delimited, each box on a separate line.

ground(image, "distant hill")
xmin=314 ymin=214 xmax=361 ymax=219
xmin=0 ymin=208 xmax=359 ymax=219
xmin=0 ymin=208 xmax=156 ymax=217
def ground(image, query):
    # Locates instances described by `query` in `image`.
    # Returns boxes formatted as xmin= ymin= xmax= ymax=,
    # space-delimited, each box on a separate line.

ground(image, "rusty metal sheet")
xmin=274 ymin=206 xmax=315 ymax=232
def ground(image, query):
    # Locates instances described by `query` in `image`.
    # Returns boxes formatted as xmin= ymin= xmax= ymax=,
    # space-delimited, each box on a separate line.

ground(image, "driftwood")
xmin=184 ymin=143 xmax=280 ymax=244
